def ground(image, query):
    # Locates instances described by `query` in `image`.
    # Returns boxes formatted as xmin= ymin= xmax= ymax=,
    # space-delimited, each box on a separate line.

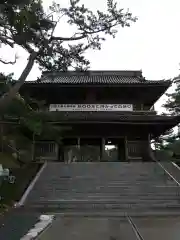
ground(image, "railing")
xmin=127 ymin=141 xmax=143 ymax=160
xmin=157 ymin=161 xmax=180 ymax=186
xmin=35 ymin=141 xmax=58 ymax=161
xmin=149 ymin=148 xmax=180 ymax=186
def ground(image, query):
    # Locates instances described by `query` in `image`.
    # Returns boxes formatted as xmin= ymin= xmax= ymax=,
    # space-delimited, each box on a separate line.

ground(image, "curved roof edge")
xmin=23 ymin=70 xmax=171 ymax=86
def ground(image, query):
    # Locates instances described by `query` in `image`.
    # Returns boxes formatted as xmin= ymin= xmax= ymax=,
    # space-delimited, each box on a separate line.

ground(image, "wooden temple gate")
xmin=34 ymin=138 xmax=148 ymax=162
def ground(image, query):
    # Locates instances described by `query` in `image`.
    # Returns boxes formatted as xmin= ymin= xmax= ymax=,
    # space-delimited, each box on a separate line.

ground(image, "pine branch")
xmin=0 ymin=54 xmax=17 ymax=64
xmin=0 ymin=35 xmax=14 ymax=47
xmin=51 ymin=34 xmax=87 ymax=41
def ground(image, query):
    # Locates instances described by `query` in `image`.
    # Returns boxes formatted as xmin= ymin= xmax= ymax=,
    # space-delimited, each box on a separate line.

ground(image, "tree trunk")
xmin=0 ymin=51 xmax=37 ymax=111
xmin=0 ymin=123 xmax=3 ymax=152
xmin=32 ymin=132 xmax=35 ymax=162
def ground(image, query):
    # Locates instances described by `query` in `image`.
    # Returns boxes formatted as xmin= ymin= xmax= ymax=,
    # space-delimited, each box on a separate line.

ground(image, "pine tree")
xmin=156 ymin=75 xmax=180 ymax=158
xmin=0 ymin=0 xmax=137 ymax=109
xmin=163 ymin=76 xmax=180 ymax=116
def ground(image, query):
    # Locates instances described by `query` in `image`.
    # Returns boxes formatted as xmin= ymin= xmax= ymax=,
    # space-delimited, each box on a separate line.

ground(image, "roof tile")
xmin=41 ymin=75 xmax=143 ymax=84
xmin=26 ymin=71 xmax=170 ymax=85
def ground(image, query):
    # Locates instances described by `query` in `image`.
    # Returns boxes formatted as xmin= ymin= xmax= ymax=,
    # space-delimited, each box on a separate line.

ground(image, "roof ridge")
xmin=42 ymin=70 xmax=143 ymax=77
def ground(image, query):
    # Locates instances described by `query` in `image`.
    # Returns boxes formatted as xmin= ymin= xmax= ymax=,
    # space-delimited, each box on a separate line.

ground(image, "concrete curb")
xmin=172 ymin=162 xmax=180 ymax=171
xmin=18 ymin=162 xmax=47 ymax=206
xmin=20 ymin=214 xmax=54 ymax=240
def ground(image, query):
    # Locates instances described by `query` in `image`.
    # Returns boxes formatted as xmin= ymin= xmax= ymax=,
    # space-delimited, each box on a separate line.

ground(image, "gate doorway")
xmin=80 ymin=138 xmax=101 ymax=162
xmin=104 ymin=138 xmax=125 ymax=162
xmin=61 ymin=138 xmax=126 ymax=162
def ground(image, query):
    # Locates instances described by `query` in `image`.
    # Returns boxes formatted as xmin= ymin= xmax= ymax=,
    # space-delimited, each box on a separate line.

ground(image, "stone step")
xmin=32 ymin=190 xmax=180 ymax=195
xmin=30 ymin=188 xmax=180 ymax=194
xmin=36 ymin=176 xmax=172 ymax=180
xmin=26 ymin=196 xmax=180 ymax=203
xmin=31 ymin=185 xmax=180 ymax=191
xmin=27 ymin=197 xmax=180 ymax=202
xmin=31 ymin=185 xmax=180 ymax=188
xmin=37 ymin=179 xmax=169 ymax=183
xmin=25 ymin=201 xmax=180 ymax=210
xmin=24 ymin=162 xmax=180 ymax=211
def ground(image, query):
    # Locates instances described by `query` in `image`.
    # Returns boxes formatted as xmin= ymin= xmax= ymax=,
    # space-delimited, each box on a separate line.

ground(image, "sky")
xmin=1 ymin=0 xmax=180 ymax=111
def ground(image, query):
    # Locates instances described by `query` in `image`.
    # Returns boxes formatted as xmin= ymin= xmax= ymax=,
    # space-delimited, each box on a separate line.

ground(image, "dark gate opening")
xmin=104 ymin=138 xmax=125 ymax=162
xmin=61 ymin=138 xmax=126 ymax=162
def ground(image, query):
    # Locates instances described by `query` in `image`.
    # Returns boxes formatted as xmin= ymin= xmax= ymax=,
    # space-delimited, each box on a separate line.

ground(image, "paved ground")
xmin=0 ymin=209 xmax=40 ymax=240
xmin=38 ymin=215 xmax=180 ymax=240
xmin=1 ymin=210 xmax=180 ymax=239
xmin=38 ymin=216 xmax=136 ymax=240
xmin=133 ymin=216 xmax=180 ymax=240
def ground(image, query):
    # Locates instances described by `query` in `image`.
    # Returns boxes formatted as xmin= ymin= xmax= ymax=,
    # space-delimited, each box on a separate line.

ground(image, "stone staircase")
xmin=23 ymin=162 xmax=180 ymax=214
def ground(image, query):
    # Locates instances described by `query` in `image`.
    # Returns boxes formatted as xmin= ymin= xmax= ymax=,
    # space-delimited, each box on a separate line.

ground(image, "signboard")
xmin=49 ymin=104 xmax=133 ymax=112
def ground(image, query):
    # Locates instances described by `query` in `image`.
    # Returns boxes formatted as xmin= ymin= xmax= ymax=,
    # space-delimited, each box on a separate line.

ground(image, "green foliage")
xmin=21 ymin=114 xmax=42 ymax=135
xmin=0 ymin=163 xmax=41 ymax=208
xmin=0 ymin=152 xmax=19 ymax=168
xmin=155 ymin=128 xmax=176 ymax=149
xmin=157 ymin=75 xmax=180 ymax=158
xmin=0 ymin=78 xmax=65 ymax=165
xmin=163 ymin=81 xmax=180 ymax=116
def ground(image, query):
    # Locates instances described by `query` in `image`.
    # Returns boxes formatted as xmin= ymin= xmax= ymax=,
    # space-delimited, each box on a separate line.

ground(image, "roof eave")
xmin=22 ymin=81 xmax=171 ymax=87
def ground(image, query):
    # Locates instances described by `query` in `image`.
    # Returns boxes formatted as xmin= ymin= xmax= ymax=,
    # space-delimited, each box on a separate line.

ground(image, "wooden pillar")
xmin=100 ymin=138 xmax=105 ymax=161
xmin=117 ymin=143 xmax=121 ymax=161
xmin=54 ymin=143 xmax=58 ymax=161
xmin=117 ymin=138 xmax=126 ymax=162
xmin=77 ymin=138 xmax=80 ymax=162
xmin=77 ymin=138 xmax=80 ymax=149
xmin=125 ymin=136 xmax=128 ymax=162
xmin=59 ymin=143 xmax=65 ymax=162
xmin=58 ymin=144 xmax=61 ymax=161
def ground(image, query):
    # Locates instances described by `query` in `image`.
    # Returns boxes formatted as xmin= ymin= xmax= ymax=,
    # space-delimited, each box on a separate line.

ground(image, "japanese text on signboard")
xmin=49 ymin=104 xmax=133 ymax=112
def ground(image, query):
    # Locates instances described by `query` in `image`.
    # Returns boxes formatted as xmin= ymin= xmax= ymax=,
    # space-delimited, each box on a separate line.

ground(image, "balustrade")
xmin=35 ymin=141 xmax=58 ymax=161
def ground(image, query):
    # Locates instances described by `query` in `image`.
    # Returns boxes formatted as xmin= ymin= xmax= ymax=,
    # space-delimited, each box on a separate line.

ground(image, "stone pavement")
xmin=1 ymin=210 xmax=180 ymax=239
xmin=132 ymin=216 xmax=180 ymax=240
xmin=0 ymin=209 xmax=40 ymax=240
xmin=38 ymin=215 xmax=180 ymax=240
xmin=38 ymin=216 xmax=136 ymax=240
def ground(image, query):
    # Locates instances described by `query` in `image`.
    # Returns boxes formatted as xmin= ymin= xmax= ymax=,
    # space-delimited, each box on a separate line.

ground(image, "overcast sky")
xmin=1 ymin=0 xmax=180 ymax=110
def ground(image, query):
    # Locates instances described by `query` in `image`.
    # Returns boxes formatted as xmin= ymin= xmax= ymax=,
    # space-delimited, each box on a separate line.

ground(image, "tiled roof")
xmin=26 ymin=71 xmax=170 ymax=85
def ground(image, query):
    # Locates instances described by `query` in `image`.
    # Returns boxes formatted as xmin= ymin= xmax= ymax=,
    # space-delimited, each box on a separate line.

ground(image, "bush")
xmin=0 ymin=163 xmax=41 ymax=207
